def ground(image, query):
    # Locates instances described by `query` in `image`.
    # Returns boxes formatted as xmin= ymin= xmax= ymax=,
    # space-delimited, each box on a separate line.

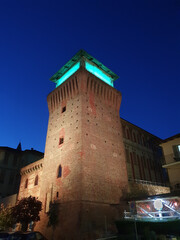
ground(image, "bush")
xmin=11 ymin=196 xmax=42 ymax=231
xmin=0 ymin=204 xmax=15 ymax=231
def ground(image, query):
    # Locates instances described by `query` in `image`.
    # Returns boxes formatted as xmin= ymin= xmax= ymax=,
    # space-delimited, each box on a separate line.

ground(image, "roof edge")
xmin=50 ymin=49 xmax=119 ymax=83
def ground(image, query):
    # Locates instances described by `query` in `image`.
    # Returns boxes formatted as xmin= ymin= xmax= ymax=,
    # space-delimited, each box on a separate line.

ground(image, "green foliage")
xmin=11 ymin=196 xmax=42 ymax=231
xmin=0 ymin=204 xmax=15 ymax=231
xmin=47 ymin=202 xmax=59 ymax=230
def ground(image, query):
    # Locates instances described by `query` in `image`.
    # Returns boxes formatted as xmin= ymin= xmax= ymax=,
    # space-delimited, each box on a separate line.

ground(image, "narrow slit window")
xmin=133 ymin=132 xmax=136 ymax=142
xmin=25 ymin=179 xmax=28 ymax=188
xmin=59 ymin=137 xmax=64 ymax=145
xmin=34 ymin=175 xmax=38 ymax=186
xmin=62 ymin=106 xmax=66 ymax=113
xmin=57 ymin=165 xmax=62 ymax=178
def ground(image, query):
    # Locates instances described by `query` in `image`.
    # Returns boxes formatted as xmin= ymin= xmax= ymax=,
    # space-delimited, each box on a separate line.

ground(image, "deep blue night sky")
xmin=0 ymin=0 xmax=179 ymax=152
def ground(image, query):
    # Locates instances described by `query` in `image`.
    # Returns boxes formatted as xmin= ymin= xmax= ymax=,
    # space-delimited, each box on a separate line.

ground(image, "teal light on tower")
xmin=85 ymin=61 xmax=114 ymax=87
xmin=50 ymin=50 xmax=119 ymax=88
xmin=56 ymin=62 xmax=80 ymax=88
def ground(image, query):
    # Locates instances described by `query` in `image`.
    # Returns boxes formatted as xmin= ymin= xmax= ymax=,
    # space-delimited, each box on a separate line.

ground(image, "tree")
xmin=11 ymin=196 xmax=42 ymax=231
xmin=47 ymin=202 xmax=59 ymax=240
xmin=0 ymin=204 xmax=15 ymax=231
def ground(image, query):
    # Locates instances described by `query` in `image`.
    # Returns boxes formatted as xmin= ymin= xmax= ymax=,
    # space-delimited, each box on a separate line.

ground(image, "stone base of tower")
xmin=35 ymin=201 xmax=128 ymax=240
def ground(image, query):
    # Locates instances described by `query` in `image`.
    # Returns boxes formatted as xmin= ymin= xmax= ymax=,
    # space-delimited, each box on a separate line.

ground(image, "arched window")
xmin=125 ymin=149 xmax=130 ymax=163
xmin=57 ymin=165 xmax=62 ymax=178
xmin=122 ymin=125 xmax=126 ymax=138
xmin=137 ymin=133 xmax=141 ymax=144
xmin=133 ymin=132 xmax=136 ymax=143
xmin=146 ymin=139 xmax=149 ymax=148
xmin=34 ymin=175 xmax=38 ymax=186
xmin=126 ymin=128 xmax=130 ymax=140
xmin=130 ymin=152 xmax=135 ymax=180
xmin=137 ymin=155 xmax=142 ymax=180
xmin=25 ymin=179 xmax=28 ymax=188
xmin=141 ymin=136 xmax=145 ymax=146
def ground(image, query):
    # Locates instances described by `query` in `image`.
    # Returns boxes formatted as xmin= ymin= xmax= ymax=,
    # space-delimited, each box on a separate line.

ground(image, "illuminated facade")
xmin=18 ymin=50 xmax=170 ymax=239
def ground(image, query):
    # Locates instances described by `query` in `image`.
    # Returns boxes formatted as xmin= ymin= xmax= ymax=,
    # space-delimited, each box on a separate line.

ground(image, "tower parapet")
xmin=48 ymin=51 xmax=121 ymax=113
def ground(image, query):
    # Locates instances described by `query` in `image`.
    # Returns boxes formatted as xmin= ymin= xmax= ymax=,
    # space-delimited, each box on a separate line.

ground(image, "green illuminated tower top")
xmin=50 ymin=50 xmax=119 ymax=88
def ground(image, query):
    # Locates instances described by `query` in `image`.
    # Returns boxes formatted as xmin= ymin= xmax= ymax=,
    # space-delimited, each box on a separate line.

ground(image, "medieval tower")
xmin=36 ymin=50 xmax=128 ymax=239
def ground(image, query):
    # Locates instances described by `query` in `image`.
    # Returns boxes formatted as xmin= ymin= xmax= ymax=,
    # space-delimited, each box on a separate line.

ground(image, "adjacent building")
xmin=161 ymin=134 xmax=180 ymax=192
xmin=0 ymin=143 xmax=43 ymax=198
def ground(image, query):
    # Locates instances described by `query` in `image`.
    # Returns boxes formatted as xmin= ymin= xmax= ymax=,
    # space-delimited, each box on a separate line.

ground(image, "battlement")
xmin=47 ymin=67 xmax=121 ymax=113
xmin=20 ymin=158 xmax=43 ymax=176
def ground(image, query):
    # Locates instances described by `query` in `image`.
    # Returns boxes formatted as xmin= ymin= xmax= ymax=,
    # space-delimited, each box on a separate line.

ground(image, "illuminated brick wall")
xmin=80 ymin=70 xmax=128 ymax=203
xmin=17 ymin=65 xmax=170 ymax=238
xmin=18 ymin=159 xmax=43 ymax=200
xmin=17 ymin=65 xmax=169 ymax=239
xmin=35 ymin=67 xmax=128 ymax=239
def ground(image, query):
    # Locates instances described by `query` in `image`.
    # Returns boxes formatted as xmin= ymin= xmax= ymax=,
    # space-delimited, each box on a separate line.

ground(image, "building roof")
xmin=50 ymin=49 xmax=119 ymax=84
xmin=121 ymin=117 xmax=162 ymax=141
xmin=20 ymin=158 xmax=44 ymax=175
xmin=161 ymin=133 xmax=180 ymax=143
xmin=0 ymin=146 xmax=44 ymax=156
xmin=0 ymin=146 xmax=21 ymax=152
xmin=23 ymin=149 xmax=44 ymax=156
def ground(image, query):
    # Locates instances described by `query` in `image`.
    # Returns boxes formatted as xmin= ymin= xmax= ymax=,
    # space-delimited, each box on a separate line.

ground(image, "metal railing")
xmin=124 ymin=211 xmax=180 ymax=220
xmin=96 ymin=237 xmax=118 ymax=240
xmin=128 ymin=178 xmax=168 ymax=187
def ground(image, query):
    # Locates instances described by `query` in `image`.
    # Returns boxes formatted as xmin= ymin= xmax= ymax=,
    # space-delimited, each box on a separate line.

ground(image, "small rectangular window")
xmin=62 ymin=106 xmax=66 ymax=113
xmin=173 ymin=145 xmax=180 ymax=161
xmin=56 ymin=192 xmax=59 ymax=198
xmin=59 ymin=137 xmax=64 ymax=145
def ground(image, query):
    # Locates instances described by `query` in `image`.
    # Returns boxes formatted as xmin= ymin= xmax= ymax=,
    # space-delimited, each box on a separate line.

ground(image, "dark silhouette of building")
xmin=0 ymin=143 xmax=43 ymax=198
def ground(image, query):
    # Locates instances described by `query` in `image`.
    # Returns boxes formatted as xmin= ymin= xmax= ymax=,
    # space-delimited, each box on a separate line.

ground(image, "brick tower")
xmin=38 ymin=50 xmax=128 ymax=239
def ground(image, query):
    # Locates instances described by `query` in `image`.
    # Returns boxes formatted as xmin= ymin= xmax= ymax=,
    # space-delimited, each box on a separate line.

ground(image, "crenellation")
xmin=48 ymin=74 xmax=82 ymax=113
xmin=75 ymin=76 xmax=78 ymax=91
xmin=82 ymin=74 xmax=121 ymax=111
xmin=20 ymin=159 xmax=43 ymax=176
